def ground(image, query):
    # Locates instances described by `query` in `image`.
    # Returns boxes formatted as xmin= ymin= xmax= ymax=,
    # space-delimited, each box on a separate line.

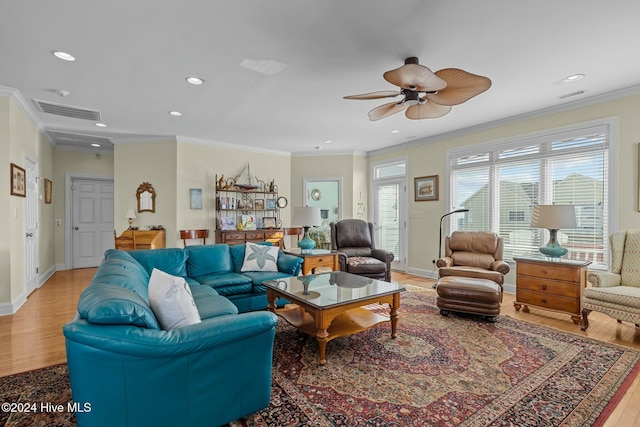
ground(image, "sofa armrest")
xmin=436 ymin=257 xmax=453 ymax=268
xmin=277 ymin=252 xmax=303 ymax=275
xmin=371 ymin=248 xmax=394 ymax=264
xmin=491 ymin=260 xmax=510 ymax=275
xmin=587 ymin=271 xmax=621 ymax=288
xmin=63 ymin=310 xmax=277 ymax=358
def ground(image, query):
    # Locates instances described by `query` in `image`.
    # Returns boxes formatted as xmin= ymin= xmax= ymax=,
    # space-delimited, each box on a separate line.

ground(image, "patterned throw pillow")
xmin=241 ymin=242 xmax=279 ymax=272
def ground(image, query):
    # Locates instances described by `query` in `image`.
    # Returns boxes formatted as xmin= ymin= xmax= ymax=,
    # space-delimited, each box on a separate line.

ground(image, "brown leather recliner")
xmin=436 ymin=231 xmax=510 ymax=285
xmin=330 ymin=219 xmax=394 ymax=282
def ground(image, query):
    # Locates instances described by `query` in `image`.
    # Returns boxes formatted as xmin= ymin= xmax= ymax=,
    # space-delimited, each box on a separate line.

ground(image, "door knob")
xmin=74 ymin=227 xmax=79 ymax=230
xmin=26 ymin=233 xmax=33 ymax=237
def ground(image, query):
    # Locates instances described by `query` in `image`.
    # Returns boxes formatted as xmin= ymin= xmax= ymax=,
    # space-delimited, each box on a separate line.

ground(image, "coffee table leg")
xmin=316 ymin=329 xmax=329 ymax=365
xmin=390 ymin=293 xmax=400 ymax=339
xmin=267 ymin=289 xmax=277 ymax=313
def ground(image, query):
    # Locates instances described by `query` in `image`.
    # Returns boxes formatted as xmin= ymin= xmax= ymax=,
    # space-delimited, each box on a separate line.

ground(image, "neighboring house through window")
xmin=446 ymin=119 xmax=615 ymax=269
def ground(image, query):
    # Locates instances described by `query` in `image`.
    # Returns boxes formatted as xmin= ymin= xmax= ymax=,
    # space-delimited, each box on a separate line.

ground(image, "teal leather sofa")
xmin=63 ymin=244 xmax=302 ymax=427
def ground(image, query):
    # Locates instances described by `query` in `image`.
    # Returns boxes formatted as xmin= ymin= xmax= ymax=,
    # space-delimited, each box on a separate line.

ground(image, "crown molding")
xmin=177 ymin=135 xmax=292 ymax=156
xmin=0 ymin=86 xmax=54 ymax=145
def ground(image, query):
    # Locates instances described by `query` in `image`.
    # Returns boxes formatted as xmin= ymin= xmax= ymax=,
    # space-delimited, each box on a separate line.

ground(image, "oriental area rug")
xmin=1 ymin=291 xmax=639 ymax=427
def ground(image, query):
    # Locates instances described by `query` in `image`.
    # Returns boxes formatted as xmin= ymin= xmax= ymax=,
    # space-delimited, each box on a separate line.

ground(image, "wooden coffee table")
xmin=265 ymin=271 xmax=405 ymax=365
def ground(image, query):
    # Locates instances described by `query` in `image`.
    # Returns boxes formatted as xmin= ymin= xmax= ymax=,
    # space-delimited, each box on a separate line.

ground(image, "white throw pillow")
xmin=148 ymin=268 xmax=201 ymax=330
xmin=241 ymin=242 xmax=279 ymax=272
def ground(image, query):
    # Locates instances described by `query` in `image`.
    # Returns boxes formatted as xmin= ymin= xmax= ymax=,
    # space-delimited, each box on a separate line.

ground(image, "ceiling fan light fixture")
xmin=404 ymin=90 xmax=420 ymax=106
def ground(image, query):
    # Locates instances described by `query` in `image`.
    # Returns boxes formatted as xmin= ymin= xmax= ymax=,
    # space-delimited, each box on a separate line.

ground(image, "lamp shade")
xmin=292 ymin=207 xmax=321 ymax=227
xmin=126 ymin=209 xmax=137 ymax=219
xmin=531 ymin=205 xmax=576 ymax=229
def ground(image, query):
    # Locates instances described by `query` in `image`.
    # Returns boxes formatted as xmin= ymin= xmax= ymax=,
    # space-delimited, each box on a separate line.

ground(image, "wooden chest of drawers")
xmin=215 ymin=229 xmax=284 ymax=246
xmin=514 ymin=256 xmax=591 ymax=325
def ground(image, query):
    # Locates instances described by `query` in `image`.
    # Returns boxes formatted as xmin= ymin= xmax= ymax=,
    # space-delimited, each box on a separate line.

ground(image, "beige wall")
xmin=0 ymin=95 xmax=55 ymax=311
xmin=52 ymin=149 xmax=114 ymax=266
xmin=291 ymin=153 xmax=368 ymax=221
xmin=368 ymin=93 xmax=640 ymax=282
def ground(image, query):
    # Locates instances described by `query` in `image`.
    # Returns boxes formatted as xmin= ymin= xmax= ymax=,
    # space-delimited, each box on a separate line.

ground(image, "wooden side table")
xmin=283 ymin=249 xmax=339 ymax=275
xmin=513 ymin=256 xmax=591 ymax=324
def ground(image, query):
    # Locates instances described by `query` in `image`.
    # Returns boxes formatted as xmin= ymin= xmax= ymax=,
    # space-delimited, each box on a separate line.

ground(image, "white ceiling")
xmin=2 ymin=1 xmax=640 ymax=155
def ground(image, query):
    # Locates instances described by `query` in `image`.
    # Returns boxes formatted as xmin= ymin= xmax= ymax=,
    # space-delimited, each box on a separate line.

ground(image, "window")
xmin=448 ymin=122 xmax=611 ymax=268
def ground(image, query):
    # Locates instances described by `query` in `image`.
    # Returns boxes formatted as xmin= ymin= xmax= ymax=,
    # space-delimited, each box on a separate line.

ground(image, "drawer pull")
xmin=541 ymin=285 xmax=547 ymax=291
xmin=541 ymin=299 xmax=547 ymax=304
xmin=541 ymin=270 xmax=548 ymax=275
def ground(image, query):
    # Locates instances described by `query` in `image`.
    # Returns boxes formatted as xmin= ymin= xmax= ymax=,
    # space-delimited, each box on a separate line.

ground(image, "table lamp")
xmin=292 ymin=207 xmax=321 ymax=252
xmin=126 ymin=209 xmax=137 ymax=229
xmin=531 ymin=205 xmax=576 ymax=257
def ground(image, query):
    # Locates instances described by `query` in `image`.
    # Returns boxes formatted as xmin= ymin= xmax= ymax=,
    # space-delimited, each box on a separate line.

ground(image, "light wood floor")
xmin=1 ymin=269 xmax=639 ymax=426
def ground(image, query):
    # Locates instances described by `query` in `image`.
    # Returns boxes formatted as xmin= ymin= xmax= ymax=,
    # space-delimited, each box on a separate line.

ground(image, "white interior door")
xmin=72 ymin=178 xmax=114 ymax=268
xmin=25 ymin=157 xmax=38 ymax=294
xmin=373 ymin=178 xmax=406 ymax=271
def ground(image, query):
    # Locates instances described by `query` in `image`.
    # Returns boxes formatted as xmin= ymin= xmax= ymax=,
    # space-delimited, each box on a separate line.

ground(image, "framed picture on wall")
xmin=10 ymin=163 xmax=26 ymax=197
xmin=414 ymin=175 xmax=439 ymax=201
xmin=190 ymin=188 xmax=202 ymax=209
xmin=44 ymin=178 xmax=52 ymax=204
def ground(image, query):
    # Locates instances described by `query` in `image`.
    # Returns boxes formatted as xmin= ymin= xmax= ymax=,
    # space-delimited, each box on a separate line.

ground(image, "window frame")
xmin=445 ymin=118 xmax=618 ymax=269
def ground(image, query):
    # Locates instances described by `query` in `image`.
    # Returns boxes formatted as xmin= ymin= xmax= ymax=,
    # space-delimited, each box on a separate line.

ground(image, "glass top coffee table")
xmin=264 ymin=271 xmax=406 ymax=365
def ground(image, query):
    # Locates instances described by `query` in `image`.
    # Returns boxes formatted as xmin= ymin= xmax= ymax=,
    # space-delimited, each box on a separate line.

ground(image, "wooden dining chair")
xmin=180 ymin=229 xmax=209 ymax=247
xmin=281 ymin=227 xmax=304 ymax=249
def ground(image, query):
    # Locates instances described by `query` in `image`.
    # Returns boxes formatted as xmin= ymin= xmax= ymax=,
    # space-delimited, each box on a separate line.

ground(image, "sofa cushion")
xmin=207 ymin=282 xmax=253 ymax=297
xmin=130 ymin=248 xmax=188 ymax=277
xmin=91 ymin=257 xmax=151 ymax=303
xmin=148 ymin=269 xmax=201 ymax=330
xmin=243 ymin=271 xmax=294 ymax=289
xmin=193 ymin=272 xmax=252 ymax=288
xmin=186 ymin=244 xmax=233 ymax=277
xmin=241 ymin=242 xmax=279 ymax=272
xmin=194 ymin=293 xmax=239 ymax=319
xmin=77 ymin=283 xmax=160 ymax=329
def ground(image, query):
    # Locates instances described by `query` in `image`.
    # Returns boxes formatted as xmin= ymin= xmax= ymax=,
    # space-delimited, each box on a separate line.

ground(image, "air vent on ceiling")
xmin=559 ymin=90 xmax=586 ymax=100
xmin=32 ymin=99 xmax=101 ymax=121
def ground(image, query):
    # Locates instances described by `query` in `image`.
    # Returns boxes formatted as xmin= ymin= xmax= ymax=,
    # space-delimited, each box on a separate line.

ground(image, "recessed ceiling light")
xmin=186 ymin=76 xmax=205 ymax=85
xmin=391 ymin=129 xmax=400 ymax=134
xmin=91 ymin=143 xmax=101 ymax=147
xmin=323 ymin=140 xmax=333 ymax=144
xmin=563 ymin=74 xmax=585 ymax=83
xmin=169 ymin=111 xmax=182 ymax=116
xmin=52 ymin=50 xmax=75 ymax=61
xmin=95 ymin=122 xmax=107 ymax=127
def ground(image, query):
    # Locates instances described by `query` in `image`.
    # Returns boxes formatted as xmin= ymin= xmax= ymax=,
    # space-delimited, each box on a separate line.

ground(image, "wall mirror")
xmin=136 ymin=182 xmax=156 ymax=213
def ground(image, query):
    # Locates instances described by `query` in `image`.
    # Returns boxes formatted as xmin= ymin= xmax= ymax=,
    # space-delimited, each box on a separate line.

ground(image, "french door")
xmin=373 ymin=177 xmax=406 ymax=271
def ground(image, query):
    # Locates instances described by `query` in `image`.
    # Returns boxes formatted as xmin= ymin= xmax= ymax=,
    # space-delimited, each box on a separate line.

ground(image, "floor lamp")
xmin=438 ymin=208 xmax=470 ymax=259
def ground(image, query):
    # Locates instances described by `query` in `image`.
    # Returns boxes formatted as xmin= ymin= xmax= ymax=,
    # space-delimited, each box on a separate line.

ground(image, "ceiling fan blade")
xmin=383 ymin=63 xmax=447 ymax=92
xmin=367 ymin=101 xmax=408 ymax=121
xmin=343 ymin=91 xmax=401 ymax=100
xmin=425 ymin=68 xmax=492 ymax=106
xmin=405 ymin=101 xmax=452 ymax=120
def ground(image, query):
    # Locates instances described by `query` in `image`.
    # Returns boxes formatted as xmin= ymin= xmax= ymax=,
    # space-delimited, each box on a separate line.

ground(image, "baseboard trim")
xmin=39 ymin=265 xmax=56 ymax=288
xmin=0 ymin=292 xmax=27 ymax=316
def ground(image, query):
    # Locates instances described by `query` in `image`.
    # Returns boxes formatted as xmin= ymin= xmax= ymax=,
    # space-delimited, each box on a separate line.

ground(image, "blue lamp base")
xmin=538 ymin=229 xmax=568 ymax=258
xmin=297 ymin=227 xmax=316 ymax=253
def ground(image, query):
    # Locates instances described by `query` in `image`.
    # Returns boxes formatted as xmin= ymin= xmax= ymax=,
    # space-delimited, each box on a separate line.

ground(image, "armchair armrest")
xmin=332 ymin=251 xmax=348 ymax=272
xmin=587 ymin=271 xmax=621 ymax=288
xmin=491 ymin=260 xmax=510 ymax=275
xmin=371 ymin=248 xmax=394 ymax=264
xmin=436 ymin=257 xmax=453 ymax=268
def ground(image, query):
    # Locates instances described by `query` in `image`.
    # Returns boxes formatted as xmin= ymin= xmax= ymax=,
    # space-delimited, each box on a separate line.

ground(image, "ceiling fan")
xmin=344 ymin=57 xmax=491 ymax=121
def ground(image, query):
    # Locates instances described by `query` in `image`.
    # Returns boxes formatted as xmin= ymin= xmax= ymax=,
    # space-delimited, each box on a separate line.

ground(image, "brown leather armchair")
xmin=436 ymin=231 xmax=510 ymax=285
xmin=330 ymin=219 xmax=394 ymax=282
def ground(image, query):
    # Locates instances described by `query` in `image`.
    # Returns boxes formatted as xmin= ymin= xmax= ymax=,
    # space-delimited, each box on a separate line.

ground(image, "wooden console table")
xmin=513 ymin=256 xmax=591 ymax=325
xmin=215 ymin=229 xmax=284 ymax=246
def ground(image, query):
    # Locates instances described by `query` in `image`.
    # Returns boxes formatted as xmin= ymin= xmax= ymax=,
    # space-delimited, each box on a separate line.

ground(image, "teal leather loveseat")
xmin=63 ymin=244 xmax=302 ymax=427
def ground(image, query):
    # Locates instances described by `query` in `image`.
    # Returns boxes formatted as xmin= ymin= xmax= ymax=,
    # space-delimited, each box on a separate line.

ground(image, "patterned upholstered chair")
xmin=581 ymin=230 xmax=640 ymax=331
